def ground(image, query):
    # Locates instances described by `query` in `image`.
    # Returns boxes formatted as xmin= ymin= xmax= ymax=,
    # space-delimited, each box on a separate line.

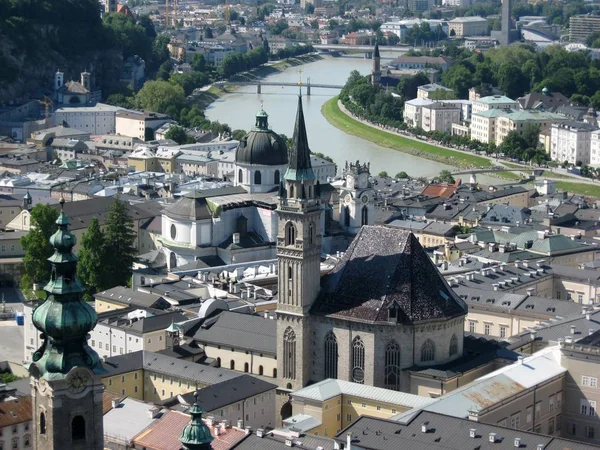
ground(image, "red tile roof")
xmin=421 ymin=179 xmax=461 ymax=199
xmin=133 ymin=410 xmax=247 ymax=450
xmin=0 ymin=396 xmax=32 ymax=428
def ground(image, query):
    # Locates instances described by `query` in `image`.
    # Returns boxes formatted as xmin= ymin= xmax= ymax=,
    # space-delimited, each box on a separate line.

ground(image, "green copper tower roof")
xmin=28 ymin=198 xmax=105 ymax=380
xmin=254 ymin=106 xmax=269 ymax=131
xmin=284 ymin=95 xmax=315 ymax=182
xmin=180 ymin=392 xmax=214 ymax=450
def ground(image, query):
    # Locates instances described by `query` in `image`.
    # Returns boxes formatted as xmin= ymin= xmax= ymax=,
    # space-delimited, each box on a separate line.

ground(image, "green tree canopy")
xmin=21 ymin=204 xmax=60 ymax=290
xmin=437 ymin=170 xmax=455 ymax=184
xmin=103 ymin=199 xmax=137 ymax=288
xmin=77 ymin=218 xmax=108 ymax=300
xmin=165 ymin=125 xmax=194 ymax=144
xmin=135 ymin=80 xmax=185 ymax=114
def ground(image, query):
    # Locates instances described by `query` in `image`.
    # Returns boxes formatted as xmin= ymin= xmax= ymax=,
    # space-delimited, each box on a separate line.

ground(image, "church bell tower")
xmin=371 ymin=42 xmax=381 ymax=88
xmin=28 ymin=199 xmax=106 ymax=450
xmin=276 ymin=95 xmax=322 ymax=391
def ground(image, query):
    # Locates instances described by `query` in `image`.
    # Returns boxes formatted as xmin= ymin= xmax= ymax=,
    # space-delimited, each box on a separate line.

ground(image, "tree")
xmin=103 ymin=13 xmax=152 ymax=61
xmin=441 ymin=64 xmax=473 ymax=99
xmin=135 ymin=80 xmax=185 ymax=114
xmin=165 ymin=125 xmax=193 ymax=144
xmin=191 ymin=53 xmax=207 ymax=72
xmin=437 ymin=170 xmax=455 ymax=183
xmin=378 ymin=171 xmax=389 ymax=178
xmin=103 ymin=199 xmax=137 ymax=288
xmin=395 ymin=171 xmax=410 ymax=179
xmin=21 ymin=205 xmax=60 ymax=291
xmin=232 ymin=129 xmax=247 ymax=140
xmin=77 ymin=218 xmax=107 ymax=300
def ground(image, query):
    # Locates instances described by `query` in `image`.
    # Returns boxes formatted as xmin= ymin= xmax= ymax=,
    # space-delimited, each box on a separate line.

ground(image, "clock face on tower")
xmin=67 ymin=369 xmax=90 ymax=394
xmin=344 ymin=194 xmax=352 ymax=205
xmin=361 ymin=195 xmax=369 ymax=204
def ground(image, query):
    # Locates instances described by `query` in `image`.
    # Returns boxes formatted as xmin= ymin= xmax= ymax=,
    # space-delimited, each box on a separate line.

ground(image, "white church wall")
xmin=162 ymin=215 xmax=192 ymax=246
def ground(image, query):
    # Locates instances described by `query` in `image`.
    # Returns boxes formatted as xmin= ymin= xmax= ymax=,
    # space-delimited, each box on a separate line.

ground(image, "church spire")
xmin=28 ymin=198 xmax=104 ymax=379
xmin=180 ymin=392 xmax=214 ymax=450
xmin=284 ymin=95 xmax=315 ymax=182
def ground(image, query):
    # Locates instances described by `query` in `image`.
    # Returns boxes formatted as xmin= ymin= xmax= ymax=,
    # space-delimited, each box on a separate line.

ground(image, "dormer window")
xmin=387 ymin=300 xmax=400 ymax=322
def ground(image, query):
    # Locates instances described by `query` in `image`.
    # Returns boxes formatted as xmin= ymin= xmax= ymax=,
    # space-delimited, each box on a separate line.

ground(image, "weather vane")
xmin=297 ymin=68 xmax=303 ymax=96
xmin=260 ymin=100 xmax=264 ymax=109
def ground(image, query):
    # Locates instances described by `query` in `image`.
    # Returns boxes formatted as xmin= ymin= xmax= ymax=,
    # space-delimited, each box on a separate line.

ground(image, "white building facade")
xmin=551 ymin=122 xmax=596 ymax=165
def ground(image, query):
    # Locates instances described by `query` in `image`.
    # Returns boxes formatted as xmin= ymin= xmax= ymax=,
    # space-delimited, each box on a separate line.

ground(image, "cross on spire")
xmin=297 ymin=68 xmax=303 ymax=96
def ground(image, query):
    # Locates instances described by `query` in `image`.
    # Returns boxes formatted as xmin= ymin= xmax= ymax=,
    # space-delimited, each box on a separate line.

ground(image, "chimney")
xmin=489 ymin=432 xmax=497 ymax=443
xmin=530 ymin=330 xmax=537 ymax=341
xmin=527 ymin=288 xmax=534 ymax=296
xmin=233 ymin=233 xmax=240 ymax=245
xmin=537 ymin=445 xmax=544 ymax=450
xmin=257 ymin=428 xmax=265 ymax=438
xmin=148 ymin=407 xmax=161 ymax=419
xmin=518 ymin=356 xmax=525 ymax=365
xmin=214 ymin=424 xmax=220 ymax=436
xmin=514 ymin=437 xmax=521 ymax=448
xmin=571 ymin=325 xmax=576 ymax=335
xmin=565 ymin=335 xmax=573 ymax=344
xmin=587 ymin=312 xmax=592 ymax=321
xmin=285 ymin=439 xmax=294 ymax=447
xmin=347 ymin=432 xmax=352 ymax=450
xmin=111 ymin=399 xmax=121 ymax=408
xmin=469 ymin=429 xmax=477 ymax=438
xmin=590 ymin=329 xmax=595 ymax=336
xmin=237 ymin=419 xmax=244 ymax=429
xmin=421 ymin=422 xmax=429 ymax=433
xmin=493 ymin=284 xmax=499 ymax=291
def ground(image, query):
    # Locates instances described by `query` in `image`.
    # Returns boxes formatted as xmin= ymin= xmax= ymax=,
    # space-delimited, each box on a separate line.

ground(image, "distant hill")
xmin=0 ymin=0 xmax=124 ymax=103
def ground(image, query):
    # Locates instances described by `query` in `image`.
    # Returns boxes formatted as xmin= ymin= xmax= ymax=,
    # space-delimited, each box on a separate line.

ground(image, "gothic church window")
xmin=309 ymin=223 xmax=314 ymax=245
xmin=324 ymin=331 xmax=338 ymax=379
xmin=352 ymin=336 xmax=365 ymax=384
xmin=71 ymin=415 xmax=85 ymax=441
xmin=40 ymin=412 xmax=46 ymax=434
xmin=344 ymin=206 xmax=350 ymax=228
xmin=384 ymin=340 xmax=401 ymax=391
xmin=449 ymin=334 xmax=458 ymax=356
xmin=254 ymin=171 xmax=262 ymax=185
xmin=274 ymin=170 xmax=280 ymax=185
xmin=421 ymin=339 xmax=435 ymax=362
xmin=283 ymin=327 xmax=296 ymax=379
xmin=169 ymin=252 xmax=177 ymax=269
xmin=285 ymin=222 xmax=296 ymax=246
xmin=238 ymin=169 xmax=243 ymax=183
xmin=361 ymin=206 xmax=368 ymax=226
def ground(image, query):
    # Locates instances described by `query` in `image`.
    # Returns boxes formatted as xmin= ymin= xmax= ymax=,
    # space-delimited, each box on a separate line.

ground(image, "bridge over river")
xmin=214 ymin=79 xmax=343 ymax=96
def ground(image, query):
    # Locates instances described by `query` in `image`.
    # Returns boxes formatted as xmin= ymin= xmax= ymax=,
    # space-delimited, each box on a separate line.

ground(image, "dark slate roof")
xmin=163 ymin=190 xmax=212 ymax=220
xmin=94 ymin=286 xmax=170 ymax=310
xmin=235 ymin=109 xmax=288 ymax=166
xmin=174 ymin=375 xmax=277 ymax=413
xmin=156 ymin=342 xmax=206 ymax=359
xmin=312 ymin=226 xmax=467 ymax=324
xmin=193 ymin=311 xmax=277 ymax=354
xmin=126 ymin=311 xmax=188 ymax=334
xmin=231 ymin=432 xmax=336 ymax=450
xmin=335 ymin=411 xmax=600 ymax=450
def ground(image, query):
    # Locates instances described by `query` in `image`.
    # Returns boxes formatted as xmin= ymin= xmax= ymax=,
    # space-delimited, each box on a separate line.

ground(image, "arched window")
xmin=238 ymin=169 xmax=243 ymax=183
xmin=273 ymin=368 xmax=277 ymax=378
xmin=285 ymin=222 xmax=296 ymax=246
xmin=361 ymin=205 xmax=369 ymax=226
xmin=169 ymin=252 xmax=177 ymax=269
xmin=40 ymin=412 xmax=46 ymax=435
xmin=259 ymin=365 xmax=264 ymax=375
xmin=352 ymin=336 xmax=365 ymax=384
xmin=289 ymin=184 xmax=294 ymax=198
xmin=384 ymin=341 xmax=401 ymax=391
xmin=344 ymin=206 xmax=350 ymax=228
xmin=274 ymin=170 xmax=280 ymax=185
xmin=281 ymin=401 xmax=292 ymax=421
xmin=216 ymin=357 xmax=221 ymax=368
xmin=309 ymin=223 xmax=314 ymax=245
xmin=244 ymin=362 xmax=249 ymax=373
xmin=288 ymin=266 xmax=293 ymax=280
xmin=230 ymin=360 xmax=235 ymax=370
xmin=449 ymin=334 xmax=458 ymax=356
xmin=324 ymin=331 xmax=338 ymax=379
xmin=421 ymin=339 xmax=435 ymax=362
xmin=283 ymin=327 xmax=296 ymax=380
xmin=71 ymin=415 xmax=85 ymax=441
xmin=254 ymin=171 xmax=262 ymax=185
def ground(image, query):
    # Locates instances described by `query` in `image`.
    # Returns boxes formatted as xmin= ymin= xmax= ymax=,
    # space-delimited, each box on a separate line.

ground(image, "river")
xmin=206 ymin=54 xmax=498 ymax=183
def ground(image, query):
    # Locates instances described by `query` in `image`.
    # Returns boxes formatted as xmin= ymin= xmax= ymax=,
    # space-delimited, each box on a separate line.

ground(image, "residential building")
xmin=403 ymin=98 xmax=435 ymax=128
xmin=0 ymin=396 xmax=32 ymax=450
xmin=310 ymin=155 xmax=337 ymax=183
xmin=102 ymin=350 xmax=241 ymax=402
xmin=93 ymin=286 xmax=171 ymax=312
xmin=470 ymin=109 xmax=505 ymax=143
xmin=407 ymin=0 xmax=435 ymax=13
xmin=339 ymin=32 xmax=373 ymax=45
xmin=421 ymin=102 xmax=461 ymax=133
xmin=448 ymin=16 xmax=488 ymax=37
xmin=417 ymin=83 xmax=454 ymax=99
xmin=518 ymin=90 xmax=571 ymax=111
xmin=53 ymin=103 xmax=123 ymax=135
xmin=570 ymin=14 xmax=600 ymax=42
xmin=590 ymin=130 xmax=600 ymax=166
xmin=550 ymin=121 xmax=596 ymax=165
xmin=289 ymin=379 xmax=436 ymax=436
xmin=496 ymin=110 xmax=569 ymax=145
xmin=115 ymin=110 xmax=170 ymax=140
xmin=50 ymin=138 xmax=88 ymax=161
xmin=472 ymin=95 xmax=518 ymax=114
xmin=389 ymin=55 xmax=452 ymax=71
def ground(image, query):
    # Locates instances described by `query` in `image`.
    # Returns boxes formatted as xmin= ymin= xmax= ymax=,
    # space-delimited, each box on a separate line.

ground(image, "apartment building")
xmin=421 ymin=102 xmax=461 ymax=133
xmin=570 ymin=14 xmax=600 ymax=42
xmin=550 ymin=121 xmax=596 ymax=165
xmin=590 ymin=130 xmax=600 ymax=166
xmin=417 ymin=83 xmax=454 ymax=100
xmin=0 ymin=396 xmax=32 ymax=450
xmin=472 ymin=95 xmax=518 ymax=114
xmin=470 ymin=108 xmax=506 ymax=143
xmin=290 ymin=379 xmax=436 ymax=437
xmin=53 ymin=103 xmax=123 ymax=135
xmin=115 ymin=110 xmax=169 ymax=140
xmin=403 ymin=98 xmax=435 ymax=128
xmin=448 ymin=16 xmax=488 ymax=37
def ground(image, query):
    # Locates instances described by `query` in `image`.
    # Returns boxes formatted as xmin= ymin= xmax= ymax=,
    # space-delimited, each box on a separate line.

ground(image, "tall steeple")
xmin=180 ymin=393 xmax=214 ymax=450
xmin=276 ymin=95 xmax=322 ymax=391
xmin=372 ymin=42 xmax=381 ymax=88
xmin=28 ymin=198 xmax=105 ymax=450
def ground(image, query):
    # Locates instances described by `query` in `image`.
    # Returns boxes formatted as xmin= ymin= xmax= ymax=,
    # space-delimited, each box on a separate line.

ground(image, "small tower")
xmin=276 ymin=95 xmax=322 ymax=391
xmin=339 ymin=160 xmax=375 ymax=235
xmin=23 ymin=191 xmax=32 ymax=211
xmin=179 ymin=392 xmax=214 ymax=450
xmin=54 ymin=70 xmax=64 ymax=92
xmin=371 ymin=42 xmax=381 ymax=88
xmin=165 ymin=320 xmax=181 ymax=349
xmin=28 ymin=198 xmax=106 ymax=450
xmin=80 ymin=71 xmax=91 ymax=92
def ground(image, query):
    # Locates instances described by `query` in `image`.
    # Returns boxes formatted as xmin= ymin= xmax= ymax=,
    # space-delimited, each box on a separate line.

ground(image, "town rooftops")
xmin=312 ymin=226 xmax=467 ymax=324
xmin=391 ymin=55 xmax=451 ymax=65
xmin=418 ymin=83 xmax=453 ymax=92
xmin=293 ymin=378 xmax=436 ymax=410
xmin=104 ymin=350 xmax=241 ymax=385
xmin=193 ymin=311 xmax=277 ymax=355
xmin=116 ymin=110 xmax=169 ymax=120
xmin=95 ymin=286 xmax=170 ymax=310
xmin=474 ymin=95 xmax=516 ymax=105
xmin=449 ymin=15 xmax=487 ymax=22
xmin=0 ymin=395 xmax=31 ymax=427
xmin=103 ymin=397 xmax=159 ymax=444
xmin=405 ymin=98 xmax=435 ymax=107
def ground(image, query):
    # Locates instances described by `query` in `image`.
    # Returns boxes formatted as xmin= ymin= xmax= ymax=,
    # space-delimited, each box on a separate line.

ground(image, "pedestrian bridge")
xmin=214 ymin=80 xmax=344 ymax=96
